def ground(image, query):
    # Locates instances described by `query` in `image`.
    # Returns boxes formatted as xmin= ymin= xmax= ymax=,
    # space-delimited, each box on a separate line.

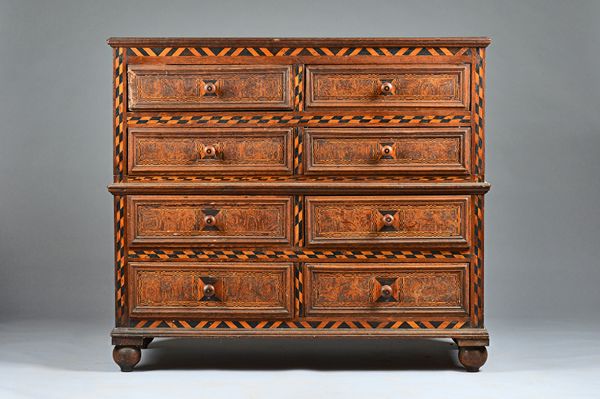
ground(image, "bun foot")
xmin=458 ymin=346 xmax=488 ymax=372
xmin=113 ymin=346 xmax=141 ymax=372
xmin=141 ymin=337 xmax=154 ymax=349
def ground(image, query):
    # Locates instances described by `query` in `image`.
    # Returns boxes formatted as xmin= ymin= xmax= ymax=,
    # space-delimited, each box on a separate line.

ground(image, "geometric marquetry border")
xmin=293 ymin=195 xmax=305 ymax=246
xmin=113 ymin=48 xmax=125 ymax=181
xmin=126 ymin=47 xmax=472 ymax=57
xmin=114 ymin=195 xmax=126 ymax=324
xmin=130 ymin=319 xmax=469 ymax=329
xmin=473 ymin=48 xmax=486 ymax=181
xmin=128 ymin=249 xmax=470 ymax=261
xmin=123 ymin=175 xmax=473 ymax=183
xmin=127 ymin=114 xmax=471 ymax=125
xmin=127 ymin=114 xmax=471 ymax=126
xmin=472 ymin=195 xmax=485 ymax=327
xmin=293 ymin=64 xmax=304 ymax=112
xmin=295 ymin=264 xmax=304 ymax=316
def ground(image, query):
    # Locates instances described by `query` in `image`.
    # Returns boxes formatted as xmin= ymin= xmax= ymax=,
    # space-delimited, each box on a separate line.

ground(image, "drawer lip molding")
xmin=128 ymin=127 xmax=294 ymax=176
xmin=305 ymin=64 xmax=470 ymax=109
xmin=128 ymin=262 xmax=294 ymax=319
xmin=108 ymin=37 xmax=492 ymax=48
xmin=112 ymin=327 xmax=489 ymax=341
xmin=305 ymin=195 xmax=471 ymax=248
xmin=304 ymin=127 xmax=471 ymax=176
xmin=109 ymin=181 xmax=491 ymax=195
xmin=127 ymin=64 xmax=293 ymax=111
xmin=303 ymin=263 xmax=469 ymax=317
xmin=127 ymin=195 xmax=293 ymax=247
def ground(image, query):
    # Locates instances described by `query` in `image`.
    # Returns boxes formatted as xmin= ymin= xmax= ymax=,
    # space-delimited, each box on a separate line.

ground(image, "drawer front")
xmin=128 ymin=196 xmax=292 ymax=246
xmin=128 ymin=127 xmax=293 ymax=175
xmin=128 ymin=65 xmax=292 ymax=110
xmin=306 ymin=196 xmax=470 ymax=248
xmin=129 ymin=262 xmax=293 ymax=319
xmin=306 ymin=64 xmax=469 ymax=109
xmin=305 ymin=128 xmax=470 ymax=175
xmin=304 ymin=263 xmax=468 ymax=317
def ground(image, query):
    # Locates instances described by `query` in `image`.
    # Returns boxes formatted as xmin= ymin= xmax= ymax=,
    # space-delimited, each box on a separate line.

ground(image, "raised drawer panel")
xmin=304 ymin=128 xmax=471 ymax=175
xmin=304 ymin=263 xmax=468 ymax=317
xmin=127 ymin=196 xmax=292 ymax=246
xmin=128 ymin=127 xmax=293 ymax=175
xmin=128 ymin=65 xmax=293 ymax=110
xmin=129 ymin=262 xmax=293 ymax=319
xmin=306 ymin=196 xmax=470 ymax=248
xmin=306 ymin=64 xmax=470 ymax=109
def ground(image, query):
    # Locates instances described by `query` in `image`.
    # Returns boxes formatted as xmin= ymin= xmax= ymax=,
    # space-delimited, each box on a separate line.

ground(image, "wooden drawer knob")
xmin=380 ymin=285 xmax=393 ymax=298
xmin=203 ymin=284 xmax=216 ymax=297
xmin=380 ymin=81 xmax=394 ymax=95
xmin=204 ymin=145 xmax=216 ymax=157
xmin=380 ymin=145 xmax=393 ymax=157
xmin=382 ymin=213 xmax=395 ymax=226
xmin=203 ymin=82 xmax=217 ymax=95
xmin=201 ymin=144 xmax=223 ymax=159
xmin=204 ymin=215 xmax=216 ymax=226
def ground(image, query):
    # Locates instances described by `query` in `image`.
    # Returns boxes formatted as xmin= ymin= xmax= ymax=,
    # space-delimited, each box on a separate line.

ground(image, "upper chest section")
xmin=112 ymin=37 xmax=488 ymax=113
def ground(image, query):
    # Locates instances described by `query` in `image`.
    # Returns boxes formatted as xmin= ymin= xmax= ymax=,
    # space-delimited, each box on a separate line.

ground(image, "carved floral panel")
xmin=128 ymin=196 xmax=292 ymax=245
xmin=305 ymin=263 xmax=468 ymax=316
xmin=128 ymin=65 xmax=292 ymax=110
xmin=130 ymin=263 xmax=293 ymax=318
xmin=306 ymin=196 xmax=469 ymax=247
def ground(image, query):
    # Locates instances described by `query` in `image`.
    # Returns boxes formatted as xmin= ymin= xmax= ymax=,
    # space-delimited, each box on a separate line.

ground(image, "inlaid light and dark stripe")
xmin=293 ymin=128 xmax=303 ymax=175
xmin=293 ymin=64 xmax=304 ymax=111
xmin=128 ymin=249 xmax=469 ymax=261
xmin=126 ymin=47 xmax=471 ymax=57
xmin=473 ymin=48 xmax=485 ymax=181
xmin=472 ymin=195 xmax=485 ymax=327
xmin=113 ymin=48 xmax=125 ymax=180
xmin=293 ymin=195 xmax=305 ymax=247
xmin=124 ymin=175 xmax=471 ymax=183
xmin=294 ymin=265 xmax=304 ymax=317
xmin=128 ymin=114 xmax=470 ymax=126
xmin=131 ymin=319 xmax=468 ymax=329
xmin=114 ymin=196 xmax=126 ymax=323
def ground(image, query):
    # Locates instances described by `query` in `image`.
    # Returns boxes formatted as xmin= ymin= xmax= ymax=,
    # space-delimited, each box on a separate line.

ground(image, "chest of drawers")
xmin=108 ymin=37 xmax=491 ymax=372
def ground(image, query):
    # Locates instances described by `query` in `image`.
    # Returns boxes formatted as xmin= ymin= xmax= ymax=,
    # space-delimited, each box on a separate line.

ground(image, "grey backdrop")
xmin=1 ymin=0 xmax=599 ymax=324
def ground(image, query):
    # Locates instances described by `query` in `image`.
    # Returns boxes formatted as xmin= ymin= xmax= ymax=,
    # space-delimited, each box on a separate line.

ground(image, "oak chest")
xmin=108 ymin=37 xmax=491 ymax=372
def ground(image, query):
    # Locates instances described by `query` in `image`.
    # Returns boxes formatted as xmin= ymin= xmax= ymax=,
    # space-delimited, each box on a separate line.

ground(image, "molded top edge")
xmin=107 ymin=37 xmax=491 ymax=48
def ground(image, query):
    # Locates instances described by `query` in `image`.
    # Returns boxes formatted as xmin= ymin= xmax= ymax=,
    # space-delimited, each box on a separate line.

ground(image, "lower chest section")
xmin=116 ymin=193 xmax=483 ymax=331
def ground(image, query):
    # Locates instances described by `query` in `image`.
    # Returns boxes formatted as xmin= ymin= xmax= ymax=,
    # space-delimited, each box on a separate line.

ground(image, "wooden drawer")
xmin=129 ymin=262 xmax=293 ymax=319
xmin=306 ymin=196 xmax=470 ymax=248
xmin=306 ymin=64 xmax=469 ymax=109
xmin=127 ymin=196 xmax=292 ymax=246
xmin=304 ymin=127 xmax=471 ymax=175
xmin=304 ymin=263 xmax=468 ymax=317
xmin=128 ymin=127 xmax=293 ymax=175
xmin=128 ymin=65 xmax=293 ymax=110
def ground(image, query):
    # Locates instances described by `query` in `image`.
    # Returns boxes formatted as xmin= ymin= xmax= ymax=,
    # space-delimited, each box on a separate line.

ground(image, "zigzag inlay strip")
xmin=293 ymin=128 xmax=303 ymax=175
xmin=113 ymin=48 xmax=125 ymax=180
xmin=114 ymin=196 xmax=126 ymax=323
xmin=293 ymin=196 xmax=305 ymax=247
xmin=128 ymin=249 xmax=469 ymax=261
xmin=128 ymin=114 xmax=470 ymax=126
xmin=126 ymin=47 xmax=471 ymax=57
xmin=124 ymin=175 xmax=471 ymax=183
xmin=293 ymin=64 xmax=304 ymax=111
xmin=473 ymin=195 xmax=484 ymax=327
xmin=294 ymin=264 xmax=304 ymax=317
xmin=474 ymin=48 xmax=485 ymax=181
xmin=131 ymin=319 xmax=468 ymax=329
